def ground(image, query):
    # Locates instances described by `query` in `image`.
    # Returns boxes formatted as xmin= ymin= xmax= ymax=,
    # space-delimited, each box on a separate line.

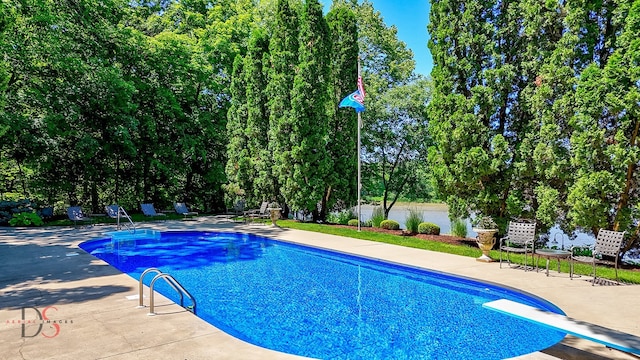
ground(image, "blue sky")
xmin=324 ymin=1 xmax=433 ymax=77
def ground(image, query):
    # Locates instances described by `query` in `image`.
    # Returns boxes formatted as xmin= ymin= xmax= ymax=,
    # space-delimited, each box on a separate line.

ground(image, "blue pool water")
xmin=80 ymin=231 xmax=566 ymax=359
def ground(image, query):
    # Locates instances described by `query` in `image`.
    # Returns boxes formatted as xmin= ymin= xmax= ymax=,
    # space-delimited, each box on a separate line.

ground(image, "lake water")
xmin=354 ymin=203 xmax=595 ymax=249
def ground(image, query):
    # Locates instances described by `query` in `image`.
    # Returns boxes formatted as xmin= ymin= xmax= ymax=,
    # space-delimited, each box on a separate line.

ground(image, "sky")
xmin=323 ymin=0 xmax=433 ymax=77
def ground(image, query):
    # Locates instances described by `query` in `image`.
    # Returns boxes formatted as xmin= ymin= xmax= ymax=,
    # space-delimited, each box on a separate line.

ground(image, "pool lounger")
xmin=483 ymin=299 xmax=640 ymax=356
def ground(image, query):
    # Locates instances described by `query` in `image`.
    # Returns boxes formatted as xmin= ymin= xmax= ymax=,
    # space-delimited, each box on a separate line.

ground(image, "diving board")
xmin=483 ymin=299 xmax=640 ymax=355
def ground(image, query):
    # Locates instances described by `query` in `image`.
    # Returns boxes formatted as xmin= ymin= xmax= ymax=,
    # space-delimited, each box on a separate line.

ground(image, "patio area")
xmin=1 ymin=217 xmax=639 ymax=359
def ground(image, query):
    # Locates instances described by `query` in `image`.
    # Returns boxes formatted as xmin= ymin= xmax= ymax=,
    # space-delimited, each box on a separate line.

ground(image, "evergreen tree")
xmin=225 ymin=55 xmax=251 ymax=204
xmin=244 ymin=29 xmax=272 ymax=207
xmin=325 ymin=4 xmax=358 ymax=218
xmin=566 ymin=0 xmax=639 ymax=244
xmin=428 ymin=0 xmax=555 ymax=226
xmin=267 ymin=0 xmax=300 ymax=214
xmin=284 ymin=0 xmax=332 ymax=219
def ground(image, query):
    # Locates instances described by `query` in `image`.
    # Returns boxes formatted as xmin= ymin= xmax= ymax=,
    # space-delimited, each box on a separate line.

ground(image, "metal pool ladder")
xmin=138 ymin=267 xmax=196 ymax=315
xmin=108 ymin=205 xmax=135 ymax=233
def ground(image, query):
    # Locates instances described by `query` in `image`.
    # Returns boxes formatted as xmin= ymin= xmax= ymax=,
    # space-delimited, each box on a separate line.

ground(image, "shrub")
xmin=347 ymin=219 xmax=360 ymax=227
xmin=418 ymin=222 xmax=440 ymax=235
xmin=0 ymin=199 xmax=39 ymax=225
xmin=371 ymin=206 xmax=385 ymax=227
xmin=405 ymin=208 xmax=423 ymax=234
xmin=9 ymin=212 xmax=44 ymax=227
xmin=450 ymin=218 xmax=468 ymax=238
xmin=362 ymin=219 xmax=373 ymax=227
xmin=327 ymin=209 xmax=355 ymax=225
xmin=380 ymin=219 xmax=400 ymax=230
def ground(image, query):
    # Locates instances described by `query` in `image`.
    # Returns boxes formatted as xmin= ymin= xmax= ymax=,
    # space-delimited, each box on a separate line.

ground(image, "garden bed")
xmin=328 ymin=224 xmax=478 ymax=247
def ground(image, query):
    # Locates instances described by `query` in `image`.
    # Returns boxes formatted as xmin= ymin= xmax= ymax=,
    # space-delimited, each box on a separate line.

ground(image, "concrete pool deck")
xmin=1 ymin=217 xmax=639 ymax=359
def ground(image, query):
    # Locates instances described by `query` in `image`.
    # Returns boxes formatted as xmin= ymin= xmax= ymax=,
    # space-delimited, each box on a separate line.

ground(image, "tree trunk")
xmin=91 ymin=182 xmax=99 ymax=214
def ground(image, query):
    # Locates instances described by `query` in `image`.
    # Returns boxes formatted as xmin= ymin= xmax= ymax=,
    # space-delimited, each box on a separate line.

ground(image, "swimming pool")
xmin=80 ymin=231 xmax=566 ymax=359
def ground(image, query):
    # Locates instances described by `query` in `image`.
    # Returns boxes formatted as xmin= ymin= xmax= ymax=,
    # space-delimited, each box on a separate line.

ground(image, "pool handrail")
xmin=138 ymin=267 xmax=164 ymax=308
xmin=138 ymin=267 xmax=196 ymax=315
xmin=105 ymin=204 xmax=136 ymax=233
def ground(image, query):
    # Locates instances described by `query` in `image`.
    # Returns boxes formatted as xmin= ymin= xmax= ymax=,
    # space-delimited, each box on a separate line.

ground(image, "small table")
xmin=535 ymin=249 xmax=572 ymax=277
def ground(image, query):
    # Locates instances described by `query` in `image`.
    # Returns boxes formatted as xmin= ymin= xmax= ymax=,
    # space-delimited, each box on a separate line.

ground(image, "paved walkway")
xmin=1 ymin=217 xmax=639 ymax=359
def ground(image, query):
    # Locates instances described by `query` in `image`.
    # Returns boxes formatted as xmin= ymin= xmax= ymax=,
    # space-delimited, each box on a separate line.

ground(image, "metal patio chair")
xmin=141 ymin=203 xmax=167 ymax=220
xmin=66 ymin=206 xmax=93 ymax=228
xmin=571 ymin=229 xmax=626 ymax=285
xmin=499 ymin=221 xmax=537 ymax=270
xmin=174 ymin=202 xmax=199 ymax=218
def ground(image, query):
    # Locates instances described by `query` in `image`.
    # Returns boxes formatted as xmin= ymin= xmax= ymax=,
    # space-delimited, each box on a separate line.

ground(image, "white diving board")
xmin=483 ymin=299 xmax=640 ymax=356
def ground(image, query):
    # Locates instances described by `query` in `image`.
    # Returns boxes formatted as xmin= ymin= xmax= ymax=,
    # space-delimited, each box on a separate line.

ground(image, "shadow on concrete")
xmin=543 ymin=340 xmax=636 ymax=360
xmin=0 ymin=220 xmax=292 ymax=308
xmin=0 ymin=285 xmax=131 ymax=309
xmin=0 ymin=225 xmax=129 ymax=310
xmin=0 ymin=240 xmax=124 ymax=287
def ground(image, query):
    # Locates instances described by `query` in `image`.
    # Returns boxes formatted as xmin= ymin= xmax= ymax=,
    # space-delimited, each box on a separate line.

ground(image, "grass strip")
xmin=277 ymin=220 xmax=640 ymax=285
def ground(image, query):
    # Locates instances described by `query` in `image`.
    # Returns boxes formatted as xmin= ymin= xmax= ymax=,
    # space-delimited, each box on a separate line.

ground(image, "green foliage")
xmin=567 ymin=172 xmax=619 ymax=231
xmin=5 ymin=0 xmax=636 ymax=257
xmin=370 ymin=206 xmax=385 ymax=227
xmin=9 ymin=212 xmax=43 ymax=227
xmin=267 ymin=0 xmax=300 ymax=212
xmin=471 ymin=215 xmax=498 ymax=230
xmin=450 ymin=218 xmax=468 ymax=238
xmin=245 ymin=29 xmax=273 ymax=203
xmin=326 ymin=209 xmax=355 ymax=225
xmin=572 ymin=246 xmax=593 ymax=257
xmin=0 ymin=199 xmax=40 ymax=225
xmin=0 ymin=0 xmax=427 ymax=224
xmin=405 ymin=208 xmax=424 ymax=234
xmin=281 ymin=0 xmax=332 ymax=217
xmin=418 ymin=222 xmax=440 ymax=235
xmin=355 ymin=0 xmax=431 ymax=218
xmin=347 ymin=219 xmax=360 ymax=227
xmin=324 ymin=4 xmax=359 ymax=217
xmin=0 ymin=0 xmax=238 ymax=213
xmin=380 ymin=219 xmax=400 ymax=230
xmin=225 ymin=55 xmax=251 ymax=204
xmin=534 ymin=185 xmax=560 ymax=229
xmin=428 ymin=0 xmax=640 ymax=252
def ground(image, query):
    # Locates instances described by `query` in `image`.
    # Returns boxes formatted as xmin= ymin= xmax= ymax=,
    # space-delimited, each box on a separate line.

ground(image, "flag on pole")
xmin=339 ymin=76 xmax=365 ymax=113
xmin=357 ymin=76 xmax=365 ymax=98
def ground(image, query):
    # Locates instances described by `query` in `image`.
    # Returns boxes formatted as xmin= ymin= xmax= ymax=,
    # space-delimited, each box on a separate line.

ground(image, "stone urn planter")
xmin=473 ymin=228 xmax=498 ymax=262
xmin=267 ymin=207 xmax=282 ymax=226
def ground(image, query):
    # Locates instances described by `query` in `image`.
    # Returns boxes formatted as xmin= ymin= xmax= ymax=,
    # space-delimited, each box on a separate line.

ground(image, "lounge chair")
xmin=571 ymin=229 xmax=626 ymax=285
xmin=105 ymin=205 xmax=135 ymax=231
xmin=141 ymin=203 xmax=167 ymax=220
xmin=174 ymin=202 xmax=198 ymax=218
xmin=243 ymin=201 xmax=269 ymax=223
xmin=499 ymin=221 xmax=536 ymax=270
xmin=225 ymin=200 xmax=245 ymax=222
xmin=66 ymin=206 xmax=93 ymax=228
xmin=105 ymin=205 xmax=120 ymax=219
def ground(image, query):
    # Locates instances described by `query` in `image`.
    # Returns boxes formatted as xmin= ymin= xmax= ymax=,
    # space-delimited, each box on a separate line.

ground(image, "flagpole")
xmin=357 ymin=59 xmax=362 ymax=232
xmin=357 ymin=111 xmax=361 ymax=232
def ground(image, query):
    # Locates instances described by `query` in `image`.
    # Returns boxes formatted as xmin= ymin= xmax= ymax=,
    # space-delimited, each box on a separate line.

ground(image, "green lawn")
xmin=277 ymin=220 xmax=640 ymax=285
